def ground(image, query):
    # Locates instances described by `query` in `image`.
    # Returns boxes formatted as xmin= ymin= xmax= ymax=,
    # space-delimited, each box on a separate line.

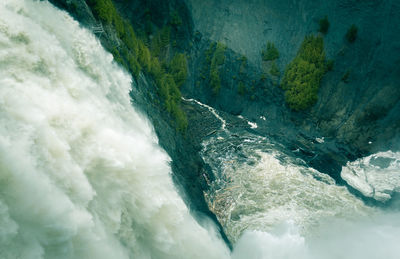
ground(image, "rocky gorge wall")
xmin=185 ymin=0 xmax=400 ymax=155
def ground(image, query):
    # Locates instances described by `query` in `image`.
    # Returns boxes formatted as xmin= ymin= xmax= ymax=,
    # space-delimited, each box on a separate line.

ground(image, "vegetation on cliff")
xmin=318 ymin=16 xmax=330 ymax=34
xmin=281 ymin=35 xmax=327 ymax=111
xmin=346 ymin=24 xmax=358 ymax=43
xmin=204 ymin=42 xmax=226 ymax=94
xmin=261 ymin=42 xmax=279 ymax=61
xmin=86 ymin=0 xmax=188 ymax=130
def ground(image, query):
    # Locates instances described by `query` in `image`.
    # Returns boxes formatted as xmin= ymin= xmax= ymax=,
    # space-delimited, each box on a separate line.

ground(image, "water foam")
xmin=203 ymin=133 xmax=400 ymax=258
xmin=341 ymin=151 xmax=400 ymax=202
xmin=0 ymin=1 xmax=229 ymax=258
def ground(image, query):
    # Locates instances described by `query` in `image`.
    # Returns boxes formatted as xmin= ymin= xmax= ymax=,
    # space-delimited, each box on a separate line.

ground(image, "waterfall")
xmin=0 ymin=0 xmax=229 ymax=258
xmin=2 ymin=1 xmax=400 ymax=259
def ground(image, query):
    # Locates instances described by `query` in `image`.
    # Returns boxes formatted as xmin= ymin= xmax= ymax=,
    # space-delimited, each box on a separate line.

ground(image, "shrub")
xmin=346 ymin=24 xmax=358 ymax=43
xmin=121 ymin=22 xmax=139 ymax=54
xmin=208 ymin=42 xmax=226 ymax=94
xmin=262 ymin=42 xmax=279 ymax=61
xmin=138 ymin=41 xmax=151 ymax=71
xmin=170 ymin=10 xmax=182 ymax=27
xmin=269 ymin=61 xmax=280 ymax=76
xmin=127 ymin=52 xmax=141 ymax=78
xmin=281 ymin=35 xmax=327 ymax=111
xmin=212 ymin=42 xmax=226 ymax=66
xmin=151 ymin=26 xmax=170 ymax=58
xmin=169 ymin=53 xmax=188 ymax=88
xmin=318 ymin=16 xmax=330 ymax=34
xmin=210 ymin=69 xmax=221 ymax=94
xmin=88 ymin=0 xmax=115 ymax=24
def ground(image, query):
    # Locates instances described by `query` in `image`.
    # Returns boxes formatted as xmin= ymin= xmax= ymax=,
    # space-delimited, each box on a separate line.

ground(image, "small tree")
xmin=346 ymin=24 xmax=358 ymax=43
xmin=269 ymin=61 xmax=280 ymax=77
xmin=262 ymin=42 xmax=279 ymax=61
xmin=318 ymin=16 xmax=330 ymax=34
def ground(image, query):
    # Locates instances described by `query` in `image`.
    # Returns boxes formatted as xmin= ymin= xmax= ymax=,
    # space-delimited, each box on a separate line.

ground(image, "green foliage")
xmin=151 ymin=26 xmax=170 ymax=58
xmin=125 ymin=50 xmax=141 ymax=78
xmin=170 ymin=10 xmax=182 ymax=27
xmin=87 ymin=0 xmax=115 ymax=24
xmin=318 ymin=16 xmax=330 ymax=34
xmin=149 ymin=57 xmax=164 ymax=82
xmin=212 ymin=42 xmax=227 ymax=67
xmin=209 ymin=42 xmax=226 ymax=94
xmin=282 ymin=35 xmax=327 ymax=111
xmin=205 ymin=42 xmax=216 ymax=64
xmin=346 ymin=24 xmax=358 ymax=43
xmin=138 ymin=41 xmax=151 ymax=71
xmin=114 ymin=15 xmax=125 ymax=37
xmin=262 ymin=42 xmax=279 ymax=61
xmin=86 ymin=0 xmax=188 ymax=130
xmin=121 ymin=22 xmax=139 ymax=54
xmin=269 ymin=61 xmax=280 ymax=77
xmin=156 ymin=74 xmax=187 ymax=130
xmin=111 ymin=47 xmax=124 ymax=65
xmin=238 ymin=81 xmax=246 ymax=95
xmin=169 ymin=53 xmax=188 ymax=88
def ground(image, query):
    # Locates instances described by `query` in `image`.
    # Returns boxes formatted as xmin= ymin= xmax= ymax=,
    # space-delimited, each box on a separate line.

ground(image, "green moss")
xmin=262 ymin=42 xmax=279 ymax=61
xmin=281 ymin=35 xmax=327 ymax=111
xmin=318 ymin=16 xmax=330 ymax=34
xmin=346 ymin=24 xmax=358 ymax=43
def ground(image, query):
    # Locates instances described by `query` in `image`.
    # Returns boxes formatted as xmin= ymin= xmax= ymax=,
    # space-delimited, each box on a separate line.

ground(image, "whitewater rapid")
xmin=0 ymin=1 xmax=229 ymax=258
xmin=201 ymin=132 xmax=400 ymax=259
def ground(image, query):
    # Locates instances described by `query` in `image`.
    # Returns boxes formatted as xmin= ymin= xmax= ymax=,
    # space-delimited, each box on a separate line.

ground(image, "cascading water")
xmin=2 ymin=0 xmax=400 ymax=259
xmin=201 ymin=129 xmax=400 ymax=259
xmin=0 ymin=1 xmax=230 ymax=258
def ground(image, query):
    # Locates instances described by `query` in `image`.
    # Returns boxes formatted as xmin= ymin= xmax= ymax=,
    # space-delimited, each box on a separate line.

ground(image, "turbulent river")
xmin=0 ymin=0 xmax=399 ymax=259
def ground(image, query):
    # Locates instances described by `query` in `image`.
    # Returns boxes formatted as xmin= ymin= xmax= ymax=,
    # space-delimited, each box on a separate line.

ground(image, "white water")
xmin=201 ymin=134 xmax=400 ymax=259
xmin=2 ymin=1 xmax=400 ymax=259
xmin=182 ymin=97 xmax=227 ymax=130
xmin=341 ymin=151 xmax=400 ymax=202
xmin=0 ymin=1 xmax=230 ymax=258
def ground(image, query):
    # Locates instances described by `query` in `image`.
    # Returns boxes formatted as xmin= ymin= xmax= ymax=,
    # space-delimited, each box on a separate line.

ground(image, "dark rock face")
xmin=184 ymin=0 xmax=400 ymax=155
